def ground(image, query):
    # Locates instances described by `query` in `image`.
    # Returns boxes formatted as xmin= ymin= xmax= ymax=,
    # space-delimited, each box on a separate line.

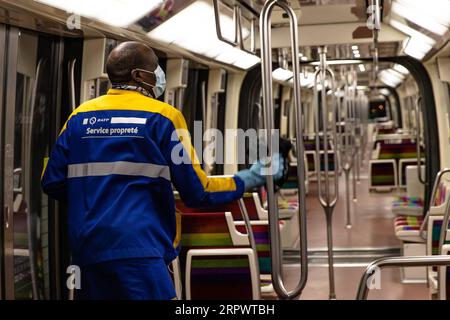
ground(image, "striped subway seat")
xmin=186 ymin=249 xmax=262 ymax=299
xmin=175 ymin=193 xmax=261 ymax=220
xmin=378 ymin=142 xmax=423 ymax=160
xmin=369 ymin=160 xmax=397 ymax=189
xmin=176 ymin=194 xmax=280 ymax=294
xmin=394 ymin=184 xmax=447 ymax=242
xmin=278 ymin=198 xmax=299 ymax=220
xmin=179 ymin=212 xmax=260 ymax=299
xmin=426 ymin=217 xmax=450 ymax=298
xmin=394 ymin=216 xmax=424 ymax=242
xmin=391 ymin=196 xmax=424 ymax=217
xmin=187 ymin=253 xmax=256 ymax=300
xmin=235 ymin=222 xmax=271 ymax=275
xmin=369 ymin=141 xmax=424 ymax=191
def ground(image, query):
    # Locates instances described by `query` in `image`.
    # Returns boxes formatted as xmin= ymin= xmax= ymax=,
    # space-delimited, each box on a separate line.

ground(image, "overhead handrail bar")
xmin=260 ymin=0 xmax=308 ymax=300
xmin=313 ymin=46 xmax=339 ymax=299
xmin=213 ymin=0 xmax=257 ymax=55
xmin=356 ymin=255 xmax=450 ymax=300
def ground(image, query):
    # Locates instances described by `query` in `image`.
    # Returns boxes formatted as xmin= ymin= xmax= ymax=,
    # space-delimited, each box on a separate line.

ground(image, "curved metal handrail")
xmin=419 ymin=168 xmax=450 ymax=240
xmin=356 ymin=255 xmax=450 ymax=300
xmin=25 ymin=58 xmax=46 ymax=300
xmin=68 ymin=59 xmax=77 ymax=112
xmin=238 ymin=199 xmax=261 ymax=290
xmin=259 ymin=0 xmax=308 ymax=299
xmin=313 ymin=47 xmax=339 ymax=299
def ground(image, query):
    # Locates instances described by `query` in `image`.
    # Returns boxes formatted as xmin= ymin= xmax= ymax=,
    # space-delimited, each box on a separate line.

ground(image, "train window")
xmin=369 ymin=98 xmax=387 ymax=119
xmin=103 ymin=38 xmax=118 ymax=74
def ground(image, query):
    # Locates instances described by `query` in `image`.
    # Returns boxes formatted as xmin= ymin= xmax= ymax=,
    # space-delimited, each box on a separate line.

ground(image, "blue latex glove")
xmin=235 ymin=153 xmax=285 ymax=192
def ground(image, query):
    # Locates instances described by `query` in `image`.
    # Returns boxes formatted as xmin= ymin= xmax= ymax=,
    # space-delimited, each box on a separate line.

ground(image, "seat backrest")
xmin=175 ymin=193 xmax=259 ymax=220
xmin=379 ymin=142 xmax=414 ymax=158
xmin=434 ymin=182 xmax=448 ymax=207
xmin=370 ymin=161 xmax=396 ymax=187
xmin=187 ymin=252 xmax=255 ymax=299
xmin=429 ymin=185 xmax=450 ymax=216
xmin=406 ymin=165 xmax=425 ymax=199
xmin=235 ymin=222 xmax=271 ymax=275
xmin=180 ymin=212 xmax=235 ymax=248
xmin=179 ymin=212 xmax=256 ymax=299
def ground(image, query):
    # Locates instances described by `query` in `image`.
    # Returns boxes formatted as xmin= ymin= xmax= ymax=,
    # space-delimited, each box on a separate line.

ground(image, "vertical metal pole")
xmin=339 ymin=69 xmax=356 ymax=229
xmin=259 ymin=0 xmax=308 ymax=299
xmin=345 ymin=170 xmax=351 ymax=229
xmin=0 ymin=24 xmax=6 ymax=300
xmin=314 ymin=46 xmax=338 ymax=299
xmin=3 ymin=27 xmax=19 ymax=300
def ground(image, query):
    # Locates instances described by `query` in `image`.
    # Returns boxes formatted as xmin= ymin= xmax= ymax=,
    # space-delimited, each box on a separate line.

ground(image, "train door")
xmin=1 ymin=26 xmax=67 ymax=300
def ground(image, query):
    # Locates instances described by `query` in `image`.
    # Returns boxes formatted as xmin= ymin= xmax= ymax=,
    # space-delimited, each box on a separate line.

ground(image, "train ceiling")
xmin=0 ymin=0 xmax=448 ymax=81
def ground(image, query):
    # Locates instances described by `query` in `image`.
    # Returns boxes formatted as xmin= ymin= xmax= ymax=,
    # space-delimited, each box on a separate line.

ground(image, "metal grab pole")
xmin=437 ymin=171 xmax=450 ymax=299
xmin=415 ymin=96 xmax=425 ymax=185
xmin=260 ymin=0 xmax=308 ymax=299
xmin=355 ymin=90 xmax=366 ymax=177
xmin=349 ymin=69 xmax=358 ymax=203
xmin=338 ymin=70 xmax=356 ymax=229
xmin=356 ymin=255 xmax=450 ymax=300
xmin=314 ymin=46 xmax=339 ymax=299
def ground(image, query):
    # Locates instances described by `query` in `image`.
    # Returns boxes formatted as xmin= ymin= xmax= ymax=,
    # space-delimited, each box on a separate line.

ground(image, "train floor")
xmin=272 ymin=147 xmax=429 ymax=300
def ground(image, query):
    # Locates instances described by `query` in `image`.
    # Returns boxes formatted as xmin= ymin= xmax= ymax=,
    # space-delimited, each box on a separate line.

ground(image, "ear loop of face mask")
xmin=132 ymin=68 xmax=158 ymax=98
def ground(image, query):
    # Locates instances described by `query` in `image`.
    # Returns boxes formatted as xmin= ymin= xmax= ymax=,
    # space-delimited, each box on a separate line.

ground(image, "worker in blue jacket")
xmin=41 ymin=41 xmax=286 ymax=300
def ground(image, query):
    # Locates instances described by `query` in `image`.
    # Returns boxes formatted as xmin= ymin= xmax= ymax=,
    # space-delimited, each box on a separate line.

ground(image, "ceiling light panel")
xmin=37 ymin=0 xmax=163 ymax=27
xmin=392 ymin=1 xmax=448 ymax=35
xmin=147 ymin=0 xmax=259 ymax=70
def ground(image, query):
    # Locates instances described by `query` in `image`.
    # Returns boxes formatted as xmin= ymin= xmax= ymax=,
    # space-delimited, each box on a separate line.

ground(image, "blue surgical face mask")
xmin=133 ymin=65 xmax=166 ymax=98
xmin=152 ymin=65 xmax=166 ymax=98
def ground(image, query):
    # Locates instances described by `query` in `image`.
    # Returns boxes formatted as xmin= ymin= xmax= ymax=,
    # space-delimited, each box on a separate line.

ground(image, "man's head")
xmin=106 ymin=41 xmax=159 ymax=96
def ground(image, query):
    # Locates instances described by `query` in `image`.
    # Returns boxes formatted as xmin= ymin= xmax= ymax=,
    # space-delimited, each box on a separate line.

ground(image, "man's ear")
xmin=131 ymin=69 xmax=143 ymax=83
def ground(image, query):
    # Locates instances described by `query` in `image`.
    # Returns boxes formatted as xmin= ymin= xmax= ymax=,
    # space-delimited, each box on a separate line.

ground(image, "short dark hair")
xmin=106 ymin=42 xmax=157 ymax=84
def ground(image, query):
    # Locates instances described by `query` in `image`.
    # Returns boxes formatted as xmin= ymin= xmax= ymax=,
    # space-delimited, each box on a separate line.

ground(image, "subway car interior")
xmin=1 ymin=0 xmax=450 ymax=301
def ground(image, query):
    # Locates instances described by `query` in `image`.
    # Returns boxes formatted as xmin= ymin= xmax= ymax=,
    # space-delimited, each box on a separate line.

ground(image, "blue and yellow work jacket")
xmin=41 ymin=89 xmax=245 ymax=266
